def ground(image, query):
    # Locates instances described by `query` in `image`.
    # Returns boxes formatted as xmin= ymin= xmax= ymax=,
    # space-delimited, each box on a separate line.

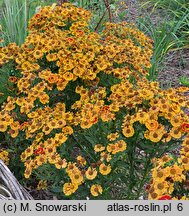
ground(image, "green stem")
xmin=72 ymin=133 xmax=96 ymax=162
xmin=136 ymin=151 xmax=155 ymax=198
xmin=94 ymin=7 xmax=107 ymax=32
xmin=127 ymin=133 xmax=139 ymax=199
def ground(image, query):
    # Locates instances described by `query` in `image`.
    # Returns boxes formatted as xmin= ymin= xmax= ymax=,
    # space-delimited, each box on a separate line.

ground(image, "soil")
xmin=158 ymin=49 xmax=189 ymax=88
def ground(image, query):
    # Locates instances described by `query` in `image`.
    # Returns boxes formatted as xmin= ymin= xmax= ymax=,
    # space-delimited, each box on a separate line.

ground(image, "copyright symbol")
xmin=3 ymin=203 xmax=17 ymax=213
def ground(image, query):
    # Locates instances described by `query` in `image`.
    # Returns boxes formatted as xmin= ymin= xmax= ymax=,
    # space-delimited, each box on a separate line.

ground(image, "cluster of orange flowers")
xmin=62 ymin=135 xmax=127 ymax=196
xmin=109 ymin=78 xmax=189 ymax=143
xmin=147 ymin=135 xmax=189 ymax=200
xmin=0 ymin=3 xmax=189 ymax=198
xmin=102 ymin=22 xmax=153 ymax=78
xmin=0 ymin=42 xmax=19 ymax=66
xmin=71 ymin=86 xmax=116 ymax=128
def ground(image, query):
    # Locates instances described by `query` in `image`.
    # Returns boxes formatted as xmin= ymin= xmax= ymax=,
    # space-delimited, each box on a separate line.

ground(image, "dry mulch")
xmin=158 ymin=49 xmax=189 ymax=88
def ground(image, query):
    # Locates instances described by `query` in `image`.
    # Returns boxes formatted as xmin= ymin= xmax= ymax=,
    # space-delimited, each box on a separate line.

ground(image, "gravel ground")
xmin=158 ymin=50 xmax=189 ymax=88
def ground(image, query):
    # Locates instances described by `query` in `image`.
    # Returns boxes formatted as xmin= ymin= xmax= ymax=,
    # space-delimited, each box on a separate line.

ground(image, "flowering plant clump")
xmin=147 ymin=135 xmax=189 ymax=200
xmin=0 ymin=3 xmax=189 ymax=199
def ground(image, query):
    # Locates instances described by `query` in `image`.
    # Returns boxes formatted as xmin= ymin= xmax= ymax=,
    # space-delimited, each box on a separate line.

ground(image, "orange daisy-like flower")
xmin=152 ymin=169 xmax=169 ymax=182
xmin=24 ymin=168 xmax=32 ymax=179
xmin=20 ymin=152 xmax=27 ymax=162
xmin=0 ymin=150 xmax=9 ymax=165
xmin=99 ymin=163 xmax=112 ymax=175
xmin=33 ymin=49 xmax=44 ymax=59
xmin=46 ymin=53 xmax=57 ymax=62
xmin=0 ymin=123 xmax=8 ymax=132
xmin=63 ymin=182 xmax=78 ymax=196
xmin=20 ymin=122 xmax=28 ymax=130
xmin=63 ymin=72 xmax=74 ymax=81
xmin=115 ymin=140 xmax=127 ymax=152
xmin=180 ymin=123 xmax=189 ymax=133
xmin=169 ymin=127 xmax=182 ymax=139
xmin=35 ymin=147 xmax=45 ymax=155
xmin=107 ymin=132 xmax=119 ymax=141
xmin=69 ymin=171 xmax=84 ymax=185
xmin=37 ymin=180 xmax=47 ymax=191
xmin=77 ymin=155 xmax=86 ymax=166
xmin=62 ymin=126 xmax=73 ymax=135
xmin=94 ymin=144 xmax=105 ymax=152
xmin=101 ymin=105 xmax=109 ymax=111
xmin=9 ymin=76 xmax=18 ymax=83
xmin=54 ymin=133 xmax=68 ymax=145
xmin=8 ymin=129 xmax=19 ymax=138
xmin=80 ymin=120 xmax=92 ymax=129
xmin=47 ymin=74 xmax=58 ymax=84
xmin=45 ymin=145 xmax=56 ymax=155
xmin=182 ymin=137 xmax=189 ymax=146
xmin=178 ymin=156 xmax=189 ymax=171
xmin=148 ymin=130 xmax=163 ymax=143
xmin=162 ymin=133 xmax=172 ymax=143
xmin=66 ymin=162 xmax=77 ymax=174
xmin=122 ymin=125 xmax=135 ymax=138
xmin=145 ymin=120 xmax=159 ymax=131
xmin=90 ymin=184 xmax=103 ymax=197
xmin=167 ymin=164 xmax=185 ymax=182
xmin=55 ymin=158 xmax=67 ymax=169
xmin=48 ymin=153 xmax=59 ymax=164
xmin=106 ymin=143 xmax=116 ymax=154
xmin=39 ymin=93 xmax=49 ymax=104
xmin=85 ymin=167 xmax=97 ymax=180
xmin=36 ymin=154 xmax=47 ymax=166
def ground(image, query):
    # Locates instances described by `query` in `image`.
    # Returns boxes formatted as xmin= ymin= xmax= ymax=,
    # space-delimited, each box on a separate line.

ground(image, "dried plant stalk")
xmin=0 ymin=160 xmax=33 ymax=200
xmin=103 ymin=0 xmax=112 ymax=22
xmin=95 ymin=8 xmax=108 ymax=32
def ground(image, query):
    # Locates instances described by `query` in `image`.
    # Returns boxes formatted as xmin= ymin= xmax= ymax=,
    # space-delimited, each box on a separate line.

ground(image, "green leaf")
xmin=51 ymin=186 xmax=63 ymax=193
